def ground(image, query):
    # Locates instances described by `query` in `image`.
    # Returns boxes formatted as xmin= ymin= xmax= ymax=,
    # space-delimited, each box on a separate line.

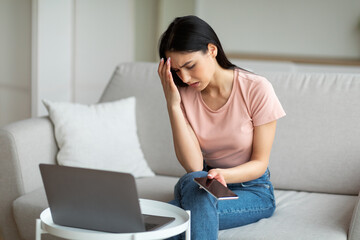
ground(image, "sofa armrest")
xmin=349 ymin=191 xmax=360 ymax=240
xmin=0 ymin=117 xmax=58 ymax=240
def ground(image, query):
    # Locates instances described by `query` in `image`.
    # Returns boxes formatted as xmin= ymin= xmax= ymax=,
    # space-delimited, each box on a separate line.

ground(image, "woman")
xmin=157 ymin=15 xmax=286 ymax=240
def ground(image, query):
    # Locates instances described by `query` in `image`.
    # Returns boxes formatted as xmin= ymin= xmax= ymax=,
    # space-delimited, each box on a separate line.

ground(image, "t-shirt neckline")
xmin=197 ymin=69 xmax=237 ymax=113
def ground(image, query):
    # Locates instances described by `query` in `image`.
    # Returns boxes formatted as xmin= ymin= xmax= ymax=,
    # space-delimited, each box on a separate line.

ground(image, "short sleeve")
xmin=249 ymin=77 xmax=286 ymax=126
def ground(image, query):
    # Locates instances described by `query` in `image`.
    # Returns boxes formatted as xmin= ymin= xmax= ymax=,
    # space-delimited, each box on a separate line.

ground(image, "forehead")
xmin=165 ymin=51 xmax=204 ymax=67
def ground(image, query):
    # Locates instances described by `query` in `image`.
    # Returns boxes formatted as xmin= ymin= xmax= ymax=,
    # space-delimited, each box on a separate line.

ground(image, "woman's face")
xmin=166 ymin=48 xmax=217 ymax=91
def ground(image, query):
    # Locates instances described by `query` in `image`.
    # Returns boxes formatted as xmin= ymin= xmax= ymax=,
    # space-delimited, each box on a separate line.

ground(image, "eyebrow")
xmin=173 ymin=60 xmax=192 ymax=70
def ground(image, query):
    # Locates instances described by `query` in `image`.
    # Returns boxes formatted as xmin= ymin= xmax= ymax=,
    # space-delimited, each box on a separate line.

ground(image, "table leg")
xmin=36 ymin=219 xmax=48 ymax=240
xmin=185 ymin=210 xmax=191 ymax=240
xmin=35 ymin=219 xmax=42 ymax=240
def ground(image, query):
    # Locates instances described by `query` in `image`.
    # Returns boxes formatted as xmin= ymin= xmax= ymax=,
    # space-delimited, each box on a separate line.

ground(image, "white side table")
xmin=36 ymin=199 xmax=190 ymax=240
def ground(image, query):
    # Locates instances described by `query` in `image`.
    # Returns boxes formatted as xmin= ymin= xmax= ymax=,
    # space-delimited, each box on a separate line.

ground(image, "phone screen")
xmin=193 ymin=177 xmax=238 ymax=200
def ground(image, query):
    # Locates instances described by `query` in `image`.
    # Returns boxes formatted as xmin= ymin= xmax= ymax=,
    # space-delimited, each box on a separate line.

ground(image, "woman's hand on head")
xmin=158 ymin=58 xmax=181 ymax=108
xmin=207 ymin=169 xmax=227 ymax=187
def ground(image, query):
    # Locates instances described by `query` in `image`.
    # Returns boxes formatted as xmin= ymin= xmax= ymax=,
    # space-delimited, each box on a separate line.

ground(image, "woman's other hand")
xmin=158 ymin=58 xmax=181 ymax=108
xmin=207 ymin=169 xmax=227 ymax=187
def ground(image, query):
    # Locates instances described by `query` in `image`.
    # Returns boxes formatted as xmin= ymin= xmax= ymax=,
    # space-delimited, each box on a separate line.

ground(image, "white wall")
xmin=196 ymin=0 xmax=360 ymax=59
xmin=32 ymin=0 xmax=74 ymax=117
xmin=32 ymin=0 xmax=135 ymax=117
xmin=135 ymin=0 xmax=159 ymax=62
xmin=0 ymin=0 xmax=31 ymax=127
xmin=74 ymin=0 xmax=134 ymax=104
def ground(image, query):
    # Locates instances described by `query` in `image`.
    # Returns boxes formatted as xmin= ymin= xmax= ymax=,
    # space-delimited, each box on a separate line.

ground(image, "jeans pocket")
xmin=240 ymin=181 xmax=276 ymax=208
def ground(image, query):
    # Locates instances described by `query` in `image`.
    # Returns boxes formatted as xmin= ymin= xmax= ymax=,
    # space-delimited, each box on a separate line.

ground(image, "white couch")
xmin=1 ymin=62 xmax=360 ymax=240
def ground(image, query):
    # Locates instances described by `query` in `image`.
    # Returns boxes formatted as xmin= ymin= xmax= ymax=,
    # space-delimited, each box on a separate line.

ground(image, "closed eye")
xmin=187 ymin=64 xmax=195 ymax=70
xmin=172 ymin=63 xmax=195 ymax=73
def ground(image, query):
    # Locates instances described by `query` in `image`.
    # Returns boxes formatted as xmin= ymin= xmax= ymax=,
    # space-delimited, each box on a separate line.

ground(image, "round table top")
xmin=40 ymin=199 xmax=189 ymax=240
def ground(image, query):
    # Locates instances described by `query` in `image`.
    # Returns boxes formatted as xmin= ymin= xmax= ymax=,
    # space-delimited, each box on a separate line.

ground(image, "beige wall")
xmin=156 ymin=0 xmax=196 ymax=37
xmin=195 ymin=0 xmax=360 ymax=58
xmin=135 ymin=0 xmax=360 ymax=61
xmin=1 ymin=0 xmax=360 ymax=126
xmin=134 ymin=0 xmax=196 ymax=62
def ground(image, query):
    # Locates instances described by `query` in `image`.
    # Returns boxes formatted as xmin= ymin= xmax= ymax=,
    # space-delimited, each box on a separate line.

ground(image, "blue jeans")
xmin=167 ymin=168 xmax=276 ymax=240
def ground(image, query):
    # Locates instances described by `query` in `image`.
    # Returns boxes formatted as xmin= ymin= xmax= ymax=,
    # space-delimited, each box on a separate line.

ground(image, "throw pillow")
xmin=42 ymin=97 xmax=155 ymax=178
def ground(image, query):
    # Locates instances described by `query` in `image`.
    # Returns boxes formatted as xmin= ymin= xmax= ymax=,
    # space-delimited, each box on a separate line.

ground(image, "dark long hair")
xmin=158 ymin=15 xmax=238 ymax=87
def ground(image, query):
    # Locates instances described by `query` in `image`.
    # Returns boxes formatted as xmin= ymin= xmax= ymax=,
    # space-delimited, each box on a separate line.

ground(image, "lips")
xmin=189 ymin=82 xmax=200 ymax=87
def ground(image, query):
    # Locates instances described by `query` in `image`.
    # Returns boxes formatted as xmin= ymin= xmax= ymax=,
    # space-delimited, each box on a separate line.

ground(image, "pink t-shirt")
xmin=179 ymin=68 xmax=286 ymax=168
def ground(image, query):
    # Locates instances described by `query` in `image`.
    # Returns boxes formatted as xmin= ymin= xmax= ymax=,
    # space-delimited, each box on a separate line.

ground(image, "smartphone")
xmin=193 ymin=177 xmax=239 ymax=200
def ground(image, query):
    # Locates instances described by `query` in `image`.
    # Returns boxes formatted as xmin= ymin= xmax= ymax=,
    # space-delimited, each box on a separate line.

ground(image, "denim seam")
xmin=240 ymin=183 xmax=270 ymax=188
xmin=218 ymin=205 xmax=275 ymax=215
xmin=178 ymin=175 xmax=186 ymax=209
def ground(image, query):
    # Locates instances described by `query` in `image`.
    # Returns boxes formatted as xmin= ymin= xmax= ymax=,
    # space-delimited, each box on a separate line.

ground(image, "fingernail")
xmin=160 ymin=58 xmax=163 ymax=62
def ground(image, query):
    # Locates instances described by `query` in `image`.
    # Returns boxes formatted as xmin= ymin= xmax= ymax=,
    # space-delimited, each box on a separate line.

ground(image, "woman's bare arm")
xmin=208 ymin=120 xmax=277 ymax=186
xmin=167 ymin=106 xmax=203 ymax=172
xmin=158 ymin=58 xmax=203 ymax=172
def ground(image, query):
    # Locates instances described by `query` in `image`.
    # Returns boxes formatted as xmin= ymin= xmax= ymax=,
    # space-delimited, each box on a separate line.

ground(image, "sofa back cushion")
xmin=100 ymin=62 xmax=360 ymax=195
xmin=262 ymin=72 xmax=360 ymax=195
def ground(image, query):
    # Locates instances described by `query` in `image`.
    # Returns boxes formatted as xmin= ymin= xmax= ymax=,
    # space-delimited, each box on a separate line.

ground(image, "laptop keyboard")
xmin=145 ymin=223 xmax=158 ymax=231
xmin=142 ymin=213 xmax=175 ymax=231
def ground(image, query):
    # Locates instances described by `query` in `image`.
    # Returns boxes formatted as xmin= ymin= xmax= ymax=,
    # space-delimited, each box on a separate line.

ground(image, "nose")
xmin=179 ymin=71 xmax=191 ymax=84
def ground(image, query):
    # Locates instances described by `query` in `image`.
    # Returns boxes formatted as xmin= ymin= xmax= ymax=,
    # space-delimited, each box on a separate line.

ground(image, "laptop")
xmin=39 ymin=164 xmax=175 ymax=233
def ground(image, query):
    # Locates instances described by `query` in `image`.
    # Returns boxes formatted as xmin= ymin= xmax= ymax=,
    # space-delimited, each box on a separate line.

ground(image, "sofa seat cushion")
xmin=219 ymin=190 xmax=357 ymax=240
xmin=135 ymin=175 xmax=179 ymax=202
xmin=13 ymin=183 xmax=357 ymax=240
xmin=12 ymin=176 xmax=179 ymax=240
